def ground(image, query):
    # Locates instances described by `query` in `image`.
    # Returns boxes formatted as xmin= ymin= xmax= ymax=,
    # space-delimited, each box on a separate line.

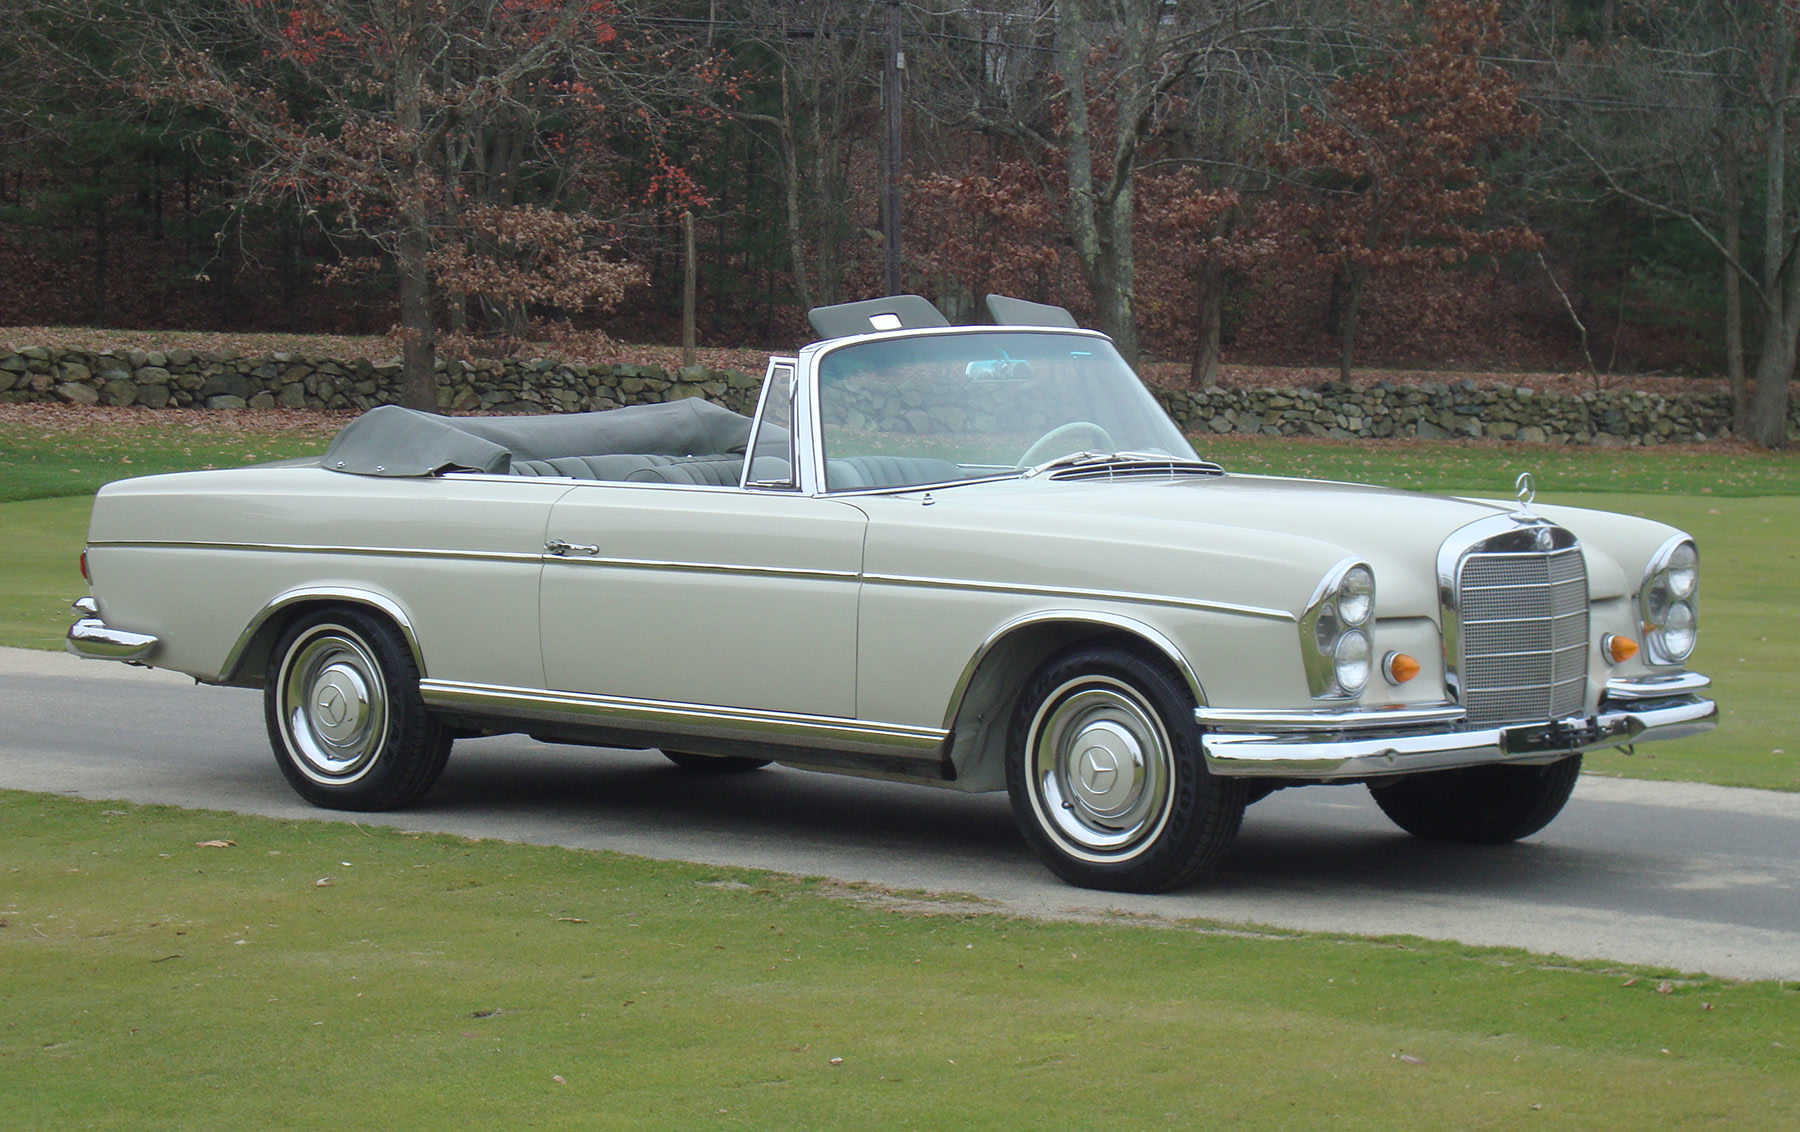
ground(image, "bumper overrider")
xmin=1197 ymin=673 xmax=1716 ymax=780
xmin=65 ymin=597 xmax=160 ymax=662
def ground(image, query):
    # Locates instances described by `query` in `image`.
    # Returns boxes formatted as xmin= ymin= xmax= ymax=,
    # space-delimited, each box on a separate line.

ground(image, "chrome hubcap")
xmin=279 ymin=626 xmax=388 ymax=785
xmin=1027 ymin=678 xmax=1174 ymax=863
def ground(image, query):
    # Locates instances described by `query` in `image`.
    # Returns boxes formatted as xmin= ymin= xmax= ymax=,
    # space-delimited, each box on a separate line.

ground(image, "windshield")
xmin=815 ymin=330 xmax=1197 ymax=492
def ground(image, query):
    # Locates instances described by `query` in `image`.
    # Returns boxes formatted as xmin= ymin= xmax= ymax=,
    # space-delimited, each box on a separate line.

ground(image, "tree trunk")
xmin=1747 ymin=39 xmax=1795 ymax=449
xmin=90 ymin=192 xmax=109 ymax=326
xmin=1190 ymin=260 xmax=1224 ymax=386
xmin=1747 ymin=299 xmax=1795 ymax=448
xmin=1338 ymin=261 xmax=1369 ymax=383
xmin=1094 ymin=193 xmax=1139 ymax=365
xmin=681 ymin=210 xmax=698 ymax=368
xmin=393 ymin=37 xmax=436 ymax=411
xmin=777 ymin=72 xmax=814 ymax=311
xmin=1723 ymin=136 xmax=1748 ymax=430
xmin=396 ymin=218 xmax=438 ymax=411
xmin=1055 ymin=0 xmax=1138 ymax=366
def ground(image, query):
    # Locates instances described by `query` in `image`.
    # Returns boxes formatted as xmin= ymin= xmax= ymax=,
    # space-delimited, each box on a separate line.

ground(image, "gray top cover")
xmin=807 ymin=295 xmax=950 ymax=340
xmin=985 ymin=294 xmax=1079 ymax=328
xmin=322 ymin=399 xmax=757 ymax=477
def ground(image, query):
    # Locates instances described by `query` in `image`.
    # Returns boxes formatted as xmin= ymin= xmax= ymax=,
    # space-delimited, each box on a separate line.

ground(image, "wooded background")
xmin=1 ymin=2 xmax=1793 ymax=442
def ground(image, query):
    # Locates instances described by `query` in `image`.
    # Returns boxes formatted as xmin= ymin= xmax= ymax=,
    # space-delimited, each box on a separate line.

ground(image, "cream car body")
xmin=69 ymin=295 xmax=1717 ymax=892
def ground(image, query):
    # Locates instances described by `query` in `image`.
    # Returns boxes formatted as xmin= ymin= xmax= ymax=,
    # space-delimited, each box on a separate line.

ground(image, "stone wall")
xmin=4 ymin=344 xmax=1790 ymax=444
xmin=0 ymin=345 xmax=763 ymax=417
xmin=1153 ymin=378 xmax=1789 ymax=446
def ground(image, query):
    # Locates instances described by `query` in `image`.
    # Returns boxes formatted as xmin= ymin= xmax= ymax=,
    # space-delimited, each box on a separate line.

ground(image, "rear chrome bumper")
xmin=1197 ymin=674 xmax=1716 ymax=780
xmin=65 ymin=597 xmax=160 ymax=663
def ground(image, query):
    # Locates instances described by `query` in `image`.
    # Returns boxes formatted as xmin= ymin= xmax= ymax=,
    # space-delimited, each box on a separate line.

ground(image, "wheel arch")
xmin=941 ymin=610 xmax=1206 ymax=792
xmin=221 ymin=587 xmax=426 ymax=687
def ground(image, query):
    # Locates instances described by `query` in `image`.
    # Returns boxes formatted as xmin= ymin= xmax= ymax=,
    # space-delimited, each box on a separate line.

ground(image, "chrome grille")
xmin=1456 ymin=543 xmax=1588 ymax=726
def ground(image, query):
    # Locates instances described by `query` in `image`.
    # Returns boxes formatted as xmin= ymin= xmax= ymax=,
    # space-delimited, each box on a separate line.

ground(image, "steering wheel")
xmin=1019 ymin=421 xmax=1116 ymax=467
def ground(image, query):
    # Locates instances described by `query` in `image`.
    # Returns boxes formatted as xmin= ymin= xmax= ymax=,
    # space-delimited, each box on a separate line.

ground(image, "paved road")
xmin=5 ymin=645 xmax=1797 ymax=981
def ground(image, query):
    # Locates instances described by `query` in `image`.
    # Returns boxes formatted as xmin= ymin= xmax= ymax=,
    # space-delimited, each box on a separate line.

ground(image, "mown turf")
xmin=1546 ymin=494 xmax=1799 ymax=792
xmin=3 ymin=791 xmax=1796 ymax=1131
xmin=1201 ymin=433 xmax=1800 ymax=497
xmin=0 ymin=412 xmax=335 ymax=503
xmin=0 ymin=496 xmax=92 ymax=650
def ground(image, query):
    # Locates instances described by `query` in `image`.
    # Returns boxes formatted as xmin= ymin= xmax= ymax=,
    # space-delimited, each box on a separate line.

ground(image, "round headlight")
xmin=1641 ymin=538 xmax=1700 ymax=665
xmin=1666 ymin=542 xmax=1698 ymax=600
xmin=1336 ymin=565 xmax=1375 ymax=626
xmin=1661 ymin=600 xmax=1697 ymax=660
xmin=1333 ymin=630 xmax=1371 ymax=695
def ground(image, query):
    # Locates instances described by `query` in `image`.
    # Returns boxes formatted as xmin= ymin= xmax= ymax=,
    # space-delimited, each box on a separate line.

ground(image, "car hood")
xmin=857 ymin=471 xmax=1613 ymax=622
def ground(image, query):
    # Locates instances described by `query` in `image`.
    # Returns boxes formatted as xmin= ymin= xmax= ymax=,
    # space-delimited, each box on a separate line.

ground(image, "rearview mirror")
xmin=965 ymin=358 xmax=1035 ymax=383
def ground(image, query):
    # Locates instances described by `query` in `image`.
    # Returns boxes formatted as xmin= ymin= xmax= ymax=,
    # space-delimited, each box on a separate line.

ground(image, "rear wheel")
xmin=1368 ymin=755 xmax=1582 ymax=843
xmin=1007 ymin=646 xmax=1245 ymax=893
xmin=661 ymin=750 xmax=771 ymax=773
xmin=265 ymin=608 xmax=451 ymax=811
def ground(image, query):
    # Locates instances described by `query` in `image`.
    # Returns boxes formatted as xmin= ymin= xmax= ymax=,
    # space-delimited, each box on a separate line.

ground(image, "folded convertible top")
xmin=321 ymin=399 xmax=758 ymax=477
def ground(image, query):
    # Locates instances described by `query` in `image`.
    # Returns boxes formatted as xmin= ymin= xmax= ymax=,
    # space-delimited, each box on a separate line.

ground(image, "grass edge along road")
xmin=3 ymin=790 xmax=1797 ymax=1131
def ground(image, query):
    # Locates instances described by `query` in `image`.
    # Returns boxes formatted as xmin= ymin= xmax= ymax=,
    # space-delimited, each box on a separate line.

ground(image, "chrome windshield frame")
xmin=797 ymin=325 xmax=1190 ymax=497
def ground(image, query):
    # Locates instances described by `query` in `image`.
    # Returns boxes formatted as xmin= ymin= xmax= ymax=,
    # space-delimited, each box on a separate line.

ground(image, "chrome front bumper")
xmin=1197 ymin=674 xmax=1717 ymax=780
xmin=65 ymin=597 xmax=160 ymax=662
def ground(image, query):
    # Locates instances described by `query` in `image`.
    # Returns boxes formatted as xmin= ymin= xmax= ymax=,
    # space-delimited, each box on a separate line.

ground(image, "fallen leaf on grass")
xmin=1657 ymin=981 xmax=1674 ymax=995
xmin=313 ymin=877 xmax=333 ymax=888
xmin=1398 ymin=1054 xmax=1425 ymax=1066
xmin=552 ymin=1075 xmax=566 ymax=1085
xmin=195 ymin=840 xmax=235 ymax=849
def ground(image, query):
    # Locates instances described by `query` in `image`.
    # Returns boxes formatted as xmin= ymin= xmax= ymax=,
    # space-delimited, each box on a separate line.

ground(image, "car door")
xmin=537 ymin=479 xmax=866 ymax=720
xmin=532 ymin=354 xmax=864 ymax=723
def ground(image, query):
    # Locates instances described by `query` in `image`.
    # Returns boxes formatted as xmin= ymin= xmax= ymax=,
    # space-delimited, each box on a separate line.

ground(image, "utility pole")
xmin=882 ymin=0 xmax=904 ymax=296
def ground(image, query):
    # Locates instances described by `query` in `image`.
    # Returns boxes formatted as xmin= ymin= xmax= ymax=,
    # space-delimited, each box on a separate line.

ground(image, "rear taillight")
xmin=79 ymin=550 xmax=90 ymax=585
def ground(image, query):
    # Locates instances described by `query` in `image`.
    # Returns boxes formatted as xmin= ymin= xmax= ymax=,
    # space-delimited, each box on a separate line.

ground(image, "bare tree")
xmin=732 ymin=0 xmax=888 ymax=313
xmin=916 ymin=1 xmax=1348 ymax=367
xmin=1260 ymin=1 xmax=1541 ymax=382
xmin=28 ymin=0 xmax=722 ymax=408
xmin=1527 ymin=0 xmax=1793 ymax=446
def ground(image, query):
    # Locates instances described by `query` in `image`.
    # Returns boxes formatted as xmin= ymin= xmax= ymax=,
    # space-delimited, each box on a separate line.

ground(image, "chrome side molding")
xmin=419 ymin=679 xmax=954 ymax=779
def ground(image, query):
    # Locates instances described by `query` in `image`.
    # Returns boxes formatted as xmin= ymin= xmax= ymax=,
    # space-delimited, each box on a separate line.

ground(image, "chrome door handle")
xmin=545 ymin=539 xmax=600 ymax=557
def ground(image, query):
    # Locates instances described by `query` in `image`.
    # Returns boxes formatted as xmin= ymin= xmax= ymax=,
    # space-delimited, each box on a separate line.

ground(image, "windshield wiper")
xmin=1021 ymin=450 xmax=1220 ymax=478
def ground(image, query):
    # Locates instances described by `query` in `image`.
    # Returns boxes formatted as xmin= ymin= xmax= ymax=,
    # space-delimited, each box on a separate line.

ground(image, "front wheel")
xmin=265 ymin=608 xmax=452 ymax=811
xmin=1368 ymin=755 xmax=1582 ymax=843
xmin=1007 ymin=646 xmax=1245 ymax=893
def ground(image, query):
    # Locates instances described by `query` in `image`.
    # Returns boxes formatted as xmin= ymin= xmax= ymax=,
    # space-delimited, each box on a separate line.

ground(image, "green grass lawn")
xmin=4 ymin=791 xmax=1795 ymax=1132
xmin=1200 ymin=433 xmax=1800 ymax=497
xmin=1546 ymin=494 xmax=1799 ymax=792
xmin=0 ymin=496 xmax=92 ymax=650
xmin=0 ymin=413 xmax=337 ymax=504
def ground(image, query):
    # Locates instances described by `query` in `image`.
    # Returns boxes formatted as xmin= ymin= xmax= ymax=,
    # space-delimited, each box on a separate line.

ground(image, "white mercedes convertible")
xmin=68 ymin=295 xmax=1716 ymax=892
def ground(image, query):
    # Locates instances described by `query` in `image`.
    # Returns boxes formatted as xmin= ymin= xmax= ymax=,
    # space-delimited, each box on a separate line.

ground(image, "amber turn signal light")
xmin=1603 ymin=634 xmax=1639 ymax=665
xmin=1382 ymin=652 xmax=1421 ymax=685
